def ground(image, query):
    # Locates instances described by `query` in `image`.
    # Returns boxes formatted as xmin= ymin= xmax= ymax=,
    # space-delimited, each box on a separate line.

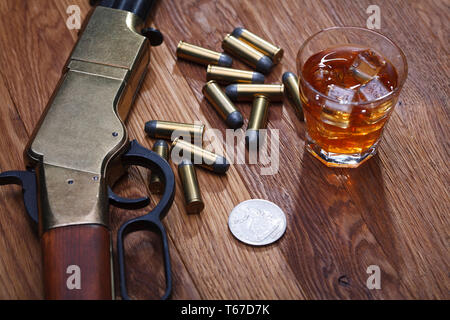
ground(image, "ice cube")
xmin=310 ymin=67 xmax=330 ymax=88
xmin=350 ymin=53 xmax=381 ymax=83
xmin=321 ymin=84 xmax=354 ymax=129
xmin=326 ymin=84 xmax=355 ymax=104
xmin=313 ymin=68 xmax=329 ymax=80
xmin=320 ymin=103 xmax=352 ymax=129
xmin=359 ymin=77 xmax=390 ymax=101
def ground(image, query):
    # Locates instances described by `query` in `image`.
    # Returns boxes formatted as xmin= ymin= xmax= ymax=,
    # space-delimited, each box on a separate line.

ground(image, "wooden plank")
xmin=0 ymin=0 xmax=74 ymax=135
xmin=320 ymin=0 xmax=449 ymax=298
xmin=0 ymin=0 xmax=447 ymax=299
xmin=0 ymin=75 xmax=42 ymax=299
xmin=152 ymin=0 xmax=448 ymax=299
xmin=152 ymin=0 xmax=406 ymax=299
xmin=125 ymin=38 xmax=307 ymax=299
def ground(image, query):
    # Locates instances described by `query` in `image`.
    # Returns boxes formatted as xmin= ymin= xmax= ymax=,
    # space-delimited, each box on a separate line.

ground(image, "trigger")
xmin=108 ymin=187 xmax=150 ymax=210
xmin=0 ymin=170 xmax=38 ymax=224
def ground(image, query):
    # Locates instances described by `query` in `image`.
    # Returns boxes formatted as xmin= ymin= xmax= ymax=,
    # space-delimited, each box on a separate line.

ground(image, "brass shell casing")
xmin=282 ymin=72 xmax=304 ymax=121
xmin=206 ymin=65 xmax=265 ymax=84
xmin=248 ymin=95 xmax=270 ymax=131
xmin=177 ymin=41 xmax=232 ymax=67
xmin=246 ymin=95 xmax=270 ymax=147
xmin=202 ymin=80 xmax=243 ymax=129
xmin=145 ymin=120 xmax=205 ymax=141
xmin=178 ymin=159 xmax=204 ymax=214
xmin=149 ymin=140 xmax=170 ymax=194
xmin=172 ymin=138 xmax=230 ymax=174
xmin=232 ymin=27 xmax=284 ymax=64
xmin=222 ymin=34 xmax=273 ymax=74
xmin=225 ymin=84 xmax=284 ymax=102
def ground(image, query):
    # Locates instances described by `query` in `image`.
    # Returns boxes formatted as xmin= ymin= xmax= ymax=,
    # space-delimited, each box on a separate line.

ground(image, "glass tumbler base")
xmin=306 ymin=140 xmax=377 ymax=168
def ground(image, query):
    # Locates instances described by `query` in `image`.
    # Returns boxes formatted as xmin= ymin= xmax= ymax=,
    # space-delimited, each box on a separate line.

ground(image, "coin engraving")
xmin=228 ymin=199 xmax=287 ymax=246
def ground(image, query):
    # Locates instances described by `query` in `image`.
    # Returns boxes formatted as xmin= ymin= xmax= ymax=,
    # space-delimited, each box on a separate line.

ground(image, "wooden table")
xmin=0 ymin=0 xmax=447 ymax=299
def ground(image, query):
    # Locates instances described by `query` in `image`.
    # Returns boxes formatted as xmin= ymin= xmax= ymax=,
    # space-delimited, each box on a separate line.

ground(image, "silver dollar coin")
xmin=228 ymin=199 xmax=287 ymax=246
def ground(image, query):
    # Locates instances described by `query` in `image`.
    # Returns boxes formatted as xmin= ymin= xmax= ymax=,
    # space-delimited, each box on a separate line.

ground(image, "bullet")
xmin=206 ymin=65 xmax=265 ymax=84
xmin=246 ymin=95 xmax=270 ymax=147
xmin=222 ymin=34 xmax=273 ymax=74
xmin=145 ymin=120 xmax=205 ymax=141
xmin=178 ymin=159 xmax=204 ymax=214
xmin=149 ymin=140 xmax=170 ymax=194
xmin=225 ymin=84 xmax=284 ymax=101
xmin=172 ymin=137 xmax=230 ymax=174
xmin=202 ymin=80 xmax=244 ymax=129
xmin=282 ymin=72 xmax=304 ymax=121
xmin=231 ymin=27 xmax=284 ymax=64
xmin=177 ymin=41 xmax=233 ymax=67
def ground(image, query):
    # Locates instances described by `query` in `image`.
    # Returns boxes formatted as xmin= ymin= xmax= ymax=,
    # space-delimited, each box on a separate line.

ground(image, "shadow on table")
xmin=279 ymin=148 xmax=405 ymax=298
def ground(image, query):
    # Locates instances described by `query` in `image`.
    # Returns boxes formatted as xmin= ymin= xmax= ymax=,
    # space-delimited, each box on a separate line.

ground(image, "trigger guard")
xmin=120 ymin=140 xmax=175 ymax=220
xmin=108 ymin=187 xmax=150 ymax=210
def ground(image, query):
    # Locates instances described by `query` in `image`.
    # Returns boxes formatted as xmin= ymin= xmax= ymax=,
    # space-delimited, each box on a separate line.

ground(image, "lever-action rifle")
xmin=0 ymin=0 xmax=175 ymax=299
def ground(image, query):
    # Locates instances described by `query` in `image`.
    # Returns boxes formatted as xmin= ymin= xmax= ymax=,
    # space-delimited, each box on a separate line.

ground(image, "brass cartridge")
xmin=177 ymin=41 xmax=232 ymax=67
xmin=206 ymin=65 xmax=264 ymax=84
xmin=172 ymin=138 xmax=230 ymax=174
xmin=202 ymin=80 xmax=244 ymax=129
xmin=225 ymin=83 xmax=284 ymax=101
xmin=232 ymin=27 xmax=284 ymax=64
xmin=282 ymin=72 xmax=304 ymax=121
xmin=246 ymin=95 xmax=270 ymax=146
xmin=178 ymin=159 xmax=204 ymax=214
xmin=222 ymin=34 xmax=273 ymax=74
xmin=145 ymin=120 xmax=205 ymax=141
xmin=149 ymin=140 xmax=170 ymax=194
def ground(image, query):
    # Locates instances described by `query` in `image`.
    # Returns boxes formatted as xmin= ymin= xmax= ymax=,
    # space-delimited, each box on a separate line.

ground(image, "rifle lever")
xmin=117 ymin=139 xmax=175 ymax=300
xmin=0 ymin=170 xmax=38 ymax=224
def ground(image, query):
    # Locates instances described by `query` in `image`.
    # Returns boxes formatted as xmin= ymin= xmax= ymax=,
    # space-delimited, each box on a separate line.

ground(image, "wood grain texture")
xmin=0 ymin=0 xmax=448 ymax=300
xmin=41 ymin=225 xmax=112 ymax=300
